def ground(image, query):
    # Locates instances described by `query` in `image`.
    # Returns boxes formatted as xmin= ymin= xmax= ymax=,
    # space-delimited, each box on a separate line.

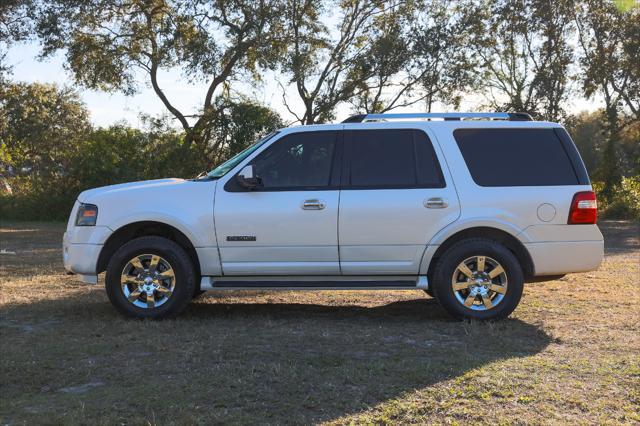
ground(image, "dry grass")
xmin=0 ymin=221 xmax=638 ymax=425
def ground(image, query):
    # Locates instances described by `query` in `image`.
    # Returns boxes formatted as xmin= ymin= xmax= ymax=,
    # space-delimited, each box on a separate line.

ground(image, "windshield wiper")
xmin=193 ymin=171 xmax=217 ymax=181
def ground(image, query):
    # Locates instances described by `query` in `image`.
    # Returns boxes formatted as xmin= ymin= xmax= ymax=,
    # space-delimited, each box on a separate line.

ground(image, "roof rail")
xmin=341 ymin=112 xmax=533 ymax=123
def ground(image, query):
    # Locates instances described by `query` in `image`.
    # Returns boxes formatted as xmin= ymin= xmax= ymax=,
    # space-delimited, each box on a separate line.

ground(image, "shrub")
xmin=593 ymin=176 xmax=640 ymax=221
xmin=0 ymin=127 xmax=205 ymax=221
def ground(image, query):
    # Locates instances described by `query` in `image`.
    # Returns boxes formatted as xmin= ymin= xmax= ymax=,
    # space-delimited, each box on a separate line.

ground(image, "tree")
xmin=348 ymin=0 xmax=485 ymax=115
xmin=0 ymin=81 xmax=91 ymax=178
xmin=564 ymin=111 xmax=605 ymax=174
xmin=346 ymin=6 xmax=417 ymax=113
xmin=408 ymin=0 xmax=479 ymax=112
xmin=34 ymin=0 xmax=286 ymax=151
xmin=574 ymin=0 xmax=640 ymax=196
xmin=201 ymin=96 xmax=284 ymax=168
xmin=0 ymin=0 xmax=34 ymax=76
xmin=470 ymin=0 xmax=574 ymax=121
xmin=280 ymin=0 xmax=408 ymax=124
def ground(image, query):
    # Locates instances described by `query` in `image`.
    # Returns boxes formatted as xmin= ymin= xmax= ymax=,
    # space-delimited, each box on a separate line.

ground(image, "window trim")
xmin=224 ymin=130 xmax=342 ymax=193
xmin=553 ymin=128 xmax=590 ymax=185
xmin=453 ymin=127 xmax=585 ymax=187
xmin=342 ymin=128 xmax=446 ymax=190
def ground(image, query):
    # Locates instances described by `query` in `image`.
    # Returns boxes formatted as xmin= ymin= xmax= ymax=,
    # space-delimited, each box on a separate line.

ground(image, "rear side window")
xmin=347 ymin=129 xmax=444 ymax=188
xmin=454 ymin=128 xmax=586 ymax=186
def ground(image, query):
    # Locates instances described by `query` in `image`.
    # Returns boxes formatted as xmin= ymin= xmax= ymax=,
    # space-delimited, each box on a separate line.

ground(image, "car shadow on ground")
xmin=2 ymin=292 xmax=552 ymax=424
xmin=189 ymin=293 xmax=453 ymax=319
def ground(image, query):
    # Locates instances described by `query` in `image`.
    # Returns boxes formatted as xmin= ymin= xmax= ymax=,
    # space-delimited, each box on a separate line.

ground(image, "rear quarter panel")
xmin=429 ymin=122 xmax=595 ymax=233
xmin=425 ymin=122 xmax=603 ymax=275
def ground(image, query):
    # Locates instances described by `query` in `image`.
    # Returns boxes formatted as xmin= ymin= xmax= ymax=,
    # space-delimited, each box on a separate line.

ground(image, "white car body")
xmin=63 ymin=115 xmax=604 ymax=299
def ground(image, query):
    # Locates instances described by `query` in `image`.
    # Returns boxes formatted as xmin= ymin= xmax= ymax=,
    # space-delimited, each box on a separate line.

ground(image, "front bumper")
xmin=63 ymin=226 xmax=112 ymax=283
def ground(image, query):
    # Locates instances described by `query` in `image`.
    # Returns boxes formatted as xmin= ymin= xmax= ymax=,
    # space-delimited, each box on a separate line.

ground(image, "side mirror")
xmin=236 ymin=165 xmax=262 ymax=190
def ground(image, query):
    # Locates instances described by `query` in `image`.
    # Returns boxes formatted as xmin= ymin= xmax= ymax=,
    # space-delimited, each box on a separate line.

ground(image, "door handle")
xmin=424 ymin=197 xmax=448 ymax=209
xmin=301 ymin=199 xmax=326 ymax=210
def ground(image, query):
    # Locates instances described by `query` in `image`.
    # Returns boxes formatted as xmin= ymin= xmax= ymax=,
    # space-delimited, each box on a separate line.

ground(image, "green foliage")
xmin=33 ymin=0 xmax=287 ymax=146
xmin=574 ymin=1 xmax=640 ymax=198
xmin=67 ymin=126 xmax=202 ymax=189
xmin=1 ymin=2 xmax=639 ymax=223
xmin=0 ymin=0 xmax=34 ymax=76
xmin=576 ymin=0 xmax=639 ymax=118
xmin=203 ymin=96 xmax=284 ymax=167
xmin=0 ymin=126 xmax=204 ymax=221
xmin=408 ymin=0 xmax=479 ymax=111
xmin=566 ymin=110 xmax=640 ymax=180
xmin=0 ymin=81 xmax=90 ymax=177
xmin=470 ymin=0 xmax=575 ymax=121
xmin=566 ymin=110 xmax=638 ymax=221
xmin=0 ymin=82 xmax=282 ymax=221
xmin=593 ymin=176 xmax=640 ymax=221
xmin=281 ymin=0 xmax=414 ymax=124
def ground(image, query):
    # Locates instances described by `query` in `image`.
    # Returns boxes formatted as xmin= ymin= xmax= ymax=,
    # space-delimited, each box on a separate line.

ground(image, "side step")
xmin=200 ymin=276 xmax=428 ymax=291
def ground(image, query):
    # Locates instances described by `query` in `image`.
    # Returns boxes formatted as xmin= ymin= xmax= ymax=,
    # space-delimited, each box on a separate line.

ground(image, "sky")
xmin=5 ymin=40 xmax=600 ymax=129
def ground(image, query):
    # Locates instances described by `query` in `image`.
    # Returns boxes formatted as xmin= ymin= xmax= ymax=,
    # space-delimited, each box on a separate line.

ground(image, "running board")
xmin=200 ymin=276 xmax=429 ymax=291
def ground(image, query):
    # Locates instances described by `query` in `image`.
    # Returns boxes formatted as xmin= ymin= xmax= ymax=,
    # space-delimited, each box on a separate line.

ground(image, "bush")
xmin=593 ymin=176 xmax=640 ymax=221
xmin=1 ymin=82 xmax=284 ymax=222
xmin=0 ymin=126 xmax=205 ymax=221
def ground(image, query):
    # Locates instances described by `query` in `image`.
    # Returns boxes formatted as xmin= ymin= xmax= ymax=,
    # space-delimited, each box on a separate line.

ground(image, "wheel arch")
xmin=97 ymin=221 xmax=201 ymax=278
xmin=423 ymin=226 xmax=535 ymax=281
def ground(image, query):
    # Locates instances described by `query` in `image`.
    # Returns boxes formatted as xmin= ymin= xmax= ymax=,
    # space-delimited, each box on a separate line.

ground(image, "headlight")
xmin=76 ymin=203 xmax=98 ymax=226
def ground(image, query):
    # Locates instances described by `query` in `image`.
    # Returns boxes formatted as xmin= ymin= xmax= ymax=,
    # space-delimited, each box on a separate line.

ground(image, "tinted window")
xmin=348 ymin=129 xmax=444 ymax=188
xmin=454 ymin=128 xmax=580 ymax=186
xmin=251 ymin=131 xmax=336 ymax=189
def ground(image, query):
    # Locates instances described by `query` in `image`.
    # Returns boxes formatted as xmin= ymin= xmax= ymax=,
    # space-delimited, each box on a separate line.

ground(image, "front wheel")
xmin=431 ymin=238 xmax=524 ymax=320
xmin=105 ymin=236 xmax=196 ymax=319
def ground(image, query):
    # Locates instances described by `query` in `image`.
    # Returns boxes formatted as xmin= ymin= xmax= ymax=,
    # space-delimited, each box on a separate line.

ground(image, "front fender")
xmin=107 ymin=212 xmax=206 ymax=248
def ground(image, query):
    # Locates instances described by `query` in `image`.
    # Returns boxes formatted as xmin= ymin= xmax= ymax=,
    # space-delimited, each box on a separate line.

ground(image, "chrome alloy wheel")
xmin=120 ymin=254 xmax=176 ymax=309
xmin=451 ymin=255 xmax=508 ymax=311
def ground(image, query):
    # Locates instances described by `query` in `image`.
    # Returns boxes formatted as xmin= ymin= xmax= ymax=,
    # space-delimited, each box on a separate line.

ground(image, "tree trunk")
xmin=600 ymin=105 xmax=622 ymax=202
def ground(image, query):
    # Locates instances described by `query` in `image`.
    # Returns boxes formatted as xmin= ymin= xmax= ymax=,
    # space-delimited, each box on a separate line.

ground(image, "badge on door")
xmin=226 ymin=236 xmax=257 ymax=242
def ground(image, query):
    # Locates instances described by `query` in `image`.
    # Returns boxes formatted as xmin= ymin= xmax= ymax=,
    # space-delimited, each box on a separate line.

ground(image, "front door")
xmin=214 ymin=130 xmax=341 ymax=275
xmin=338 ymin=126 xmax=460 ymax=274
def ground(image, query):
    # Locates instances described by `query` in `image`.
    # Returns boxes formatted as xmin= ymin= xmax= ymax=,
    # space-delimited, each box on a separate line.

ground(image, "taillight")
xmin=568 ymin=191 xmax=597 ymax=224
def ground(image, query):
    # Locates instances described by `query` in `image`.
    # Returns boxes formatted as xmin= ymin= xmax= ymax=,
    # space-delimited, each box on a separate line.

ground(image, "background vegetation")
xmin=0 ymin=0 xmax=638 ymax=221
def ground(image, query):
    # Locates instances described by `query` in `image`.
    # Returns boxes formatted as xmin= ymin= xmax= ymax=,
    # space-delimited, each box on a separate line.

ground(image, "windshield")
xmin=205 ymin=131 xmax=279 ymax=178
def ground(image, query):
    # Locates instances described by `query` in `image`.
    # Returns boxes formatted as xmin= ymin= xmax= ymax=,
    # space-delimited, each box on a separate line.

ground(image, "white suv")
xmin=63 ymin=112 xmax=604 ymax=320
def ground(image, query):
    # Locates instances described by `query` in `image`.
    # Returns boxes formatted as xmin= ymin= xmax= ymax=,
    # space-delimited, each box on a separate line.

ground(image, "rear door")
xmin=338 ymin=126 xmax=460 ymax=274
xmin=214 ymin=130 xmax=341 ymax=275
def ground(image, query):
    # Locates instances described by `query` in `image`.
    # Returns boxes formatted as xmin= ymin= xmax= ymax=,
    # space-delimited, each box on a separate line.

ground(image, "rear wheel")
xmin=432 ymin=238 xmax=523 ymax=320
xmin=105 ymin=236 xmax=196 ymax=319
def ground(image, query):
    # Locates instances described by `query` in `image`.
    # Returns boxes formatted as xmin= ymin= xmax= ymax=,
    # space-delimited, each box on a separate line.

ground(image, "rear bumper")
xmin=525 ymin=240 xmax=604 ymax=275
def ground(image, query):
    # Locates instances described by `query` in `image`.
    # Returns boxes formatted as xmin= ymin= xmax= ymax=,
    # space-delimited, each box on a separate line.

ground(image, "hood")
xmin=77 ymin=178 xmax=188 ymax=204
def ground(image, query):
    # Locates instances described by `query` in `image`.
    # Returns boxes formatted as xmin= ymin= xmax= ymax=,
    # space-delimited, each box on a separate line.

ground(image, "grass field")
xmin=1 ymin=221 xmax=638 ymax=425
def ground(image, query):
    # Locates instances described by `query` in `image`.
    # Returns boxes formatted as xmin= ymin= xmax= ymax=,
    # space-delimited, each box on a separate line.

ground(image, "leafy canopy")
xmin=34 ymin=0 xmax=288 ymax=147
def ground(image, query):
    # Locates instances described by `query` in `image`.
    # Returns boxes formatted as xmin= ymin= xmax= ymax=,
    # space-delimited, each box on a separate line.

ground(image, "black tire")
xmin=423 ymin=288 xmax=434 ymax=298
xmin=192 ymin=289 xmax=206 ymax=299
xmin=105 ymin=236 xmax=196 ymax=319
xmin=431 ymin=238 xmax=524 ymax=320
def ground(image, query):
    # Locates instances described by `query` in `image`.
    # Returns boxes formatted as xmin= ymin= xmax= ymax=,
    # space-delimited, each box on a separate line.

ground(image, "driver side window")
xmin=251 ymin=131 xmax=337 ymax=189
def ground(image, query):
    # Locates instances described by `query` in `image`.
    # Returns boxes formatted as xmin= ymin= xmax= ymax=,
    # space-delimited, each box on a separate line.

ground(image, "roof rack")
xmin=342 ymin=112 xmax=533 ymax=123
